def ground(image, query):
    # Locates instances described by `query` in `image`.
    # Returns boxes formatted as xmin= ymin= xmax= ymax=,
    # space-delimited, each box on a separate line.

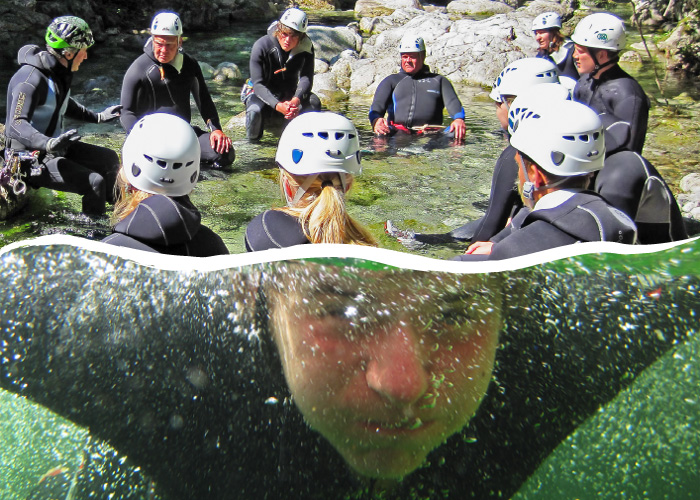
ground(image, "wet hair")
xmin=547 ymin=28 xmax=566 ymax=53
xmin=275 ymin=169 xmax=377 ymax=246
xmin=110 ymin=166 xmax=153 ymax=225
xmin=274 ymin=22 xmax=305 ymax=40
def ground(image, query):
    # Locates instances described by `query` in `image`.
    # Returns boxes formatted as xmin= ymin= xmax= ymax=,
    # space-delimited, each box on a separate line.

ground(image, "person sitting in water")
xmin=102 ymin=113 xmax=229 ymax=256
xmin=245 ymin=111 xmax=377 ymax=250
xmin=369 ymin=33 xmax=466 ymax=141
xmin=243 ymin=8 xmax=322 ymax=141
xmin=572 ymin=12 xmax=650 ymax=156
xmin=531 ymin=11 xmax=579 ymax=82
xmin=1 ymin=245 xmax=696 ymax=498
xmin=455 ymin=99 xmax=637 ymax=260
xmin=3 ymin=16 xmax=121 ymax=216
xmin=385 ymin=58 xmax=562 ymax=246
xmin=120 ymin=12 xmax=235 ymax=169
xmin=595 ymin=150 xmax=687 ymax=243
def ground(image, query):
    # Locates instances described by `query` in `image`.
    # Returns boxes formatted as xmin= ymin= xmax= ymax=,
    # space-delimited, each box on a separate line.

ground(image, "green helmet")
xmin=45 ymin=16 xmax=94 ymax=50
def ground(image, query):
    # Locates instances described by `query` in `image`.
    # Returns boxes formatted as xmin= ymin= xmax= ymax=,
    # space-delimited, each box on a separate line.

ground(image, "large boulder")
xmin=355 ymin=0 xmax=424 ymax=19
xmin=307 ymin=25 xmax=363 ymax=65
xmin=350 ymin=9 xmax=538 ymax=94
xmin=446 ymin=0 xmax=514 ymax=17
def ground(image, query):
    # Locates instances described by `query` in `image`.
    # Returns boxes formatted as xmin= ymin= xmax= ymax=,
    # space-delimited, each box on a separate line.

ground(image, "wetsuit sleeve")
xmin=189 ymin=56 xmax=223 ymax=131
xmin=5 ymin=71 xmax=53 ymax=151
xmin=369 ymin=75 xmax=395 ymax=125
xmin=601 ymin=89 xmax=649 ymax=154
xmin=471 ymin=146 xmax=522 ymax=242
xmin=120 ymin=58 xmax=144 ymax=132
xmin=250 ymin=37 xmax=281 ymax=108
xmin=64 ymin=97 xmax=100 ymax=123
xmin=294 ymin=48 xmax=315 ymax=100
xmin=440 ymin=77 xmax=465 ymax=120
xmin=488 ymin=220 xmax=579 ymax=259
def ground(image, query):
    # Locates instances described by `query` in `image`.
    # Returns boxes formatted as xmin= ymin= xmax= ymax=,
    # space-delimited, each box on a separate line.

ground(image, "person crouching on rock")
xmin=245 ymin=112 xmax=377 ymax=250
xmin=102 ymin=113 xmax=229 ymax=256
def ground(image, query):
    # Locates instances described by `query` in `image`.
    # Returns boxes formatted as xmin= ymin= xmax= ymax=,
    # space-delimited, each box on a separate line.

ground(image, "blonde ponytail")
xmin=277 ymin=170 xmax=377 ymax=246
xmin=110 ymin=167 xmax=153 ymax=226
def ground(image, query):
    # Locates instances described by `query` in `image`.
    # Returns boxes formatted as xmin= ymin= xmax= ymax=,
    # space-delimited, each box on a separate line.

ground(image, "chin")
xmin=344 ymin=448 xmax=429 ymax=480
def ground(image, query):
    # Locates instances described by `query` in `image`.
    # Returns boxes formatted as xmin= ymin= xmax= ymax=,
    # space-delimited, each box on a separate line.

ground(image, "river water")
xmin=1 ymin=10 xmax=699 ymax=260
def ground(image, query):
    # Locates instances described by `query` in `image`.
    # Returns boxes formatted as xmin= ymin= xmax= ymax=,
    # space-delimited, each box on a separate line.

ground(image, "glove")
xmin=97 ymin=104 xmax=122 ymax=123
xmin=46 ymin=129 xmax=81 ymax=155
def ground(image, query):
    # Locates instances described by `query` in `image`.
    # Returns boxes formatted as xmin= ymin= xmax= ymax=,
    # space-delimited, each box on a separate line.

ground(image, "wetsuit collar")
xmin=533 ymin=189 xmax=583 ymax=211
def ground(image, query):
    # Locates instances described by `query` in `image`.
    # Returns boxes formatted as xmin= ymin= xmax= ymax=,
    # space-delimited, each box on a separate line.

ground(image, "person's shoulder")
xmin=245 ymin=210 xmax=308 ymax=251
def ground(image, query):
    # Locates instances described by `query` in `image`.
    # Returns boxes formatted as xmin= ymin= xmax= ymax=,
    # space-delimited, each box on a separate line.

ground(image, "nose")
xmin=364 ymin=324 xmax=429 ymax=406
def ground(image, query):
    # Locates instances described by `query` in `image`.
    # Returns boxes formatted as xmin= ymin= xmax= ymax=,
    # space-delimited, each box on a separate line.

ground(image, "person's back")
xmin=595 ymin=150 xmax=687 ymax=244
xmin=103 ymin=113 xmax=229 ymax=256
xmin=245 ymin=112 xmax=376 ymax=251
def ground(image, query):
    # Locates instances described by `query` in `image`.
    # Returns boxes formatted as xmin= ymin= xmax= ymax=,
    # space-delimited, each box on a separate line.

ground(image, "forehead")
xmin=153 ymin=34 xmax=179 ymax=45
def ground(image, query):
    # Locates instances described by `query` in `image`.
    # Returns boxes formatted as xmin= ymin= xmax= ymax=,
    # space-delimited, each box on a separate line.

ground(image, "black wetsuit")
xmin=244 ymin=209 xmax=309 ymax=251
xmin=369 ymin=65 xmax=465 ymax=131
xmin=4 ymin=45 xmax=119 ymax=215
xmin=120 ymin=39 xmax=234 ymax=167
xmin=101 ymin=195 xmax=229 ymax=256
xmin=574 ymin=65 xmax=650 ymax=155
xmin=245 ymin=25 xmax=320 ymax=140
xmin=454 ymin=189 xmax=638 ymax=261
xmin=595 ymin=151 xmax=687 ymax=244
xmin=537 ymin=39 xmax=579 ymax=81
xmin=0 ymin=244 xmax=694 ymax=499
xmin=470 ymin=144 xmax=522 ymax=243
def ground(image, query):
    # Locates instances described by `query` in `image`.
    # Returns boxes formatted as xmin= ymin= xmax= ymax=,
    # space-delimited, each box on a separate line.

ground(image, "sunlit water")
xmin=2 ymin=11 xmax=699 ymax=260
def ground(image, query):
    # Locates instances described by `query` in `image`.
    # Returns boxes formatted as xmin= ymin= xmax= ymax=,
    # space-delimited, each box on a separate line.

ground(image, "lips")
xmin=361 ymin=417 xmax=433 ymax=436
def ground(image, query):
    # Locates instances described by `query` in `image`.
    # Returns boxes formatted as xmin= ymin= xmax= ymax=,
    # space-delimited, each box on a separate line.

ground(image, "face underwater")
xmin=269 ymin=268 xmax=502 ymax=479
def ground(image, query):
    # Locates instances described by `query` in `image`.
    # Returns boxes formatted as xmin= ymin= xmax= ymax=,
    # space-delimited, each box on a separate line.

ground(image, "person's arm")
xmin=119 ymin=58 xmax=145 ymax=132
xmin=369 ymin=75 xmax=395 ymax=134
xmin=293 ymin=43 xmax=315 ymax=100
xmin=602 ymin=86 xmax=649 ymax=155
xmin=249 ymin=37 xmax=281 ymax=109
xmin=5 ymin=75 xmax=54 ymax=151
xmin=440 ymin=77 xmax=466 ymax=140
xmin=189 ymin=55 xmax=222 ymax=131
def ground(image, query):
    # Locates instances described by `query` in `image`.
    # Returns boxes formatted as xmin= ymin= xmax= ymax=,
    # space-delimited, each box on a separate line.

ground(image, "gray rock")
xmin=619 ymin=51 xmax=643 ymax=63
xmin=214 ymin=62 xmax=242 ymax=81
xmin=83 ymin=76 xmax=118 ymax=92
xmin=446 ymin=0 xmax=514 ymax=17
xmin=307 ymin=25 xmax=362 ymax=64
xmin=355 ymin=0 xmax=424 ymax=18
xmin=681 ymin=173 xmax=700 ymax=193
xmin=199 ymin=61 xmax=216 ymax=79
xmin=315 ymin=59 xmax=331 ymax=74
xmin=690 ymin=206 xmax=700 ymax=221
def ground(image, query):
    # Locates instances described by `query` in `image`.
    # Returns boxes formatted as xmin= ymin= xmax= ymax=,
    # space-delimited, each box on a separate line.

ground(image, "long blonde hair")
xmin=276 ymin=168 xmax=377 ymax=246
xmin=110 ymin=166 xmax=152 ymax=225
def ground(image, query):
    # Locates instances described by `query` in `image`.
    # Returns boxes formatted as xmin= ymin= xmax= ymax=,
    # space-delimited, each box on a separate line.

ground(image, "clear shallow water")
xmin=2 ymin=14 xmax=699 ymax=260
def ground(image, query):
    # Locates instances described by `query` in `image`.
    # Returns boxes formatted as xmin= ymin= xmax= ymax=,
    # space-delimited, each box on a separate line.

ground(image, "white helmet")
xmin=399 ymin=33 xmax=426 ymax=53
xmin=280 ymin=8 xmax=308 ymax=33
xmin=507 ymin=83 xmax=571 ymax=136
xmin=151 ymin=12 xmax=183 ymax=37
xmin=489 ymin=57 xmax=559 ymax=102
xmin=571 ymin=13 xmax=626 ymax=51
xmin=532 ymin=12 xmax=562 ymax=31
xmin=123 ymin=113 xmax=201 ymax=196
xmin=276 ymin=112 xmax=361 ymax=176
xmin=510 ymin=101 xmax=605 ymax=177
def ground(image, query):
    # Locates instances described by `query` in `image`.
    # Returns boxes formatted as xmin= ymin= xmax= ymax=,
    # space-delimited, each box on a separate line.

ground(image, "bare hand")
xmin=373 ymin=117 xmax=391 ymax=136
xmin=210 ymin=130 xmax=232 ymax=154
xmin=450 ymin=118 xmax=466 ymax=142
xmin=465 ymin=241 xmax=494 ymax=255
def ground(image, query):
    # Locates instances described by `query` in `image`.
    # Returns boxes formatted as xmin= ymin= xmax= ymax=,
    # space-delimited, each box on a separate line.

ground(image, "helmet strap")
xmin=590 ymin=49 xmax=618 ymax=78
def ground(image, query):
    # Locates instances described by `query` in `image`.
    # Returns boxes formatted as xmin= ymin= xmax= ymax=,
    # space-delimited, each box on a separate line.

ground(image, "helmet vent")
xmin=292 ymin=149 xmax=303 ymax=164
xmin=593 ymin=132 xmax=600 ymax=140
xmin=579 ymin=134 xmax=591 ymax=142
xmin=156 ymin=159 xmax=168 ymax=168
xmin=131 ymin=164 xmax=141 ymax=177
xmin=190 ymin=172 xmax=198 ymax=184
xmin=551 ymin=151 xmax=565 ymax=166
xmin=143 ymin=154 xmax=154 ymax=163
xmin=335 ymin=132 xmax=345 ymax=140
xmin=302 ymin=132 xmax=313 ymax=138
xmin=173 ymin=162 xmax=183 ymax=169
xmin=349 ymin=133 xmax=356 ymax=139
xmin=186 ymin=160 xmax=195 ymax=166
xmin=318 ymin=132 xmax=329 ymax=139
xmin=563 ymin=135 xmax=575 ymax=142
